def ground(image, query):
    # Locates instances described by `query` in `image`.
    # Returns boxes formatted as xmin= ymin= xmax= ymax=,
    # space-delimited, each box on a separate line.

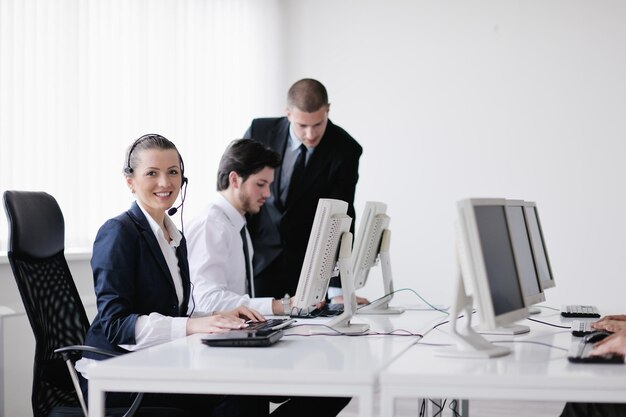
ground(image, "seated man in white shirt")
xmin=187 ymin=138 xmax=351 ymax=417
xmin=186 ymin=139 xmax=287 ymax=317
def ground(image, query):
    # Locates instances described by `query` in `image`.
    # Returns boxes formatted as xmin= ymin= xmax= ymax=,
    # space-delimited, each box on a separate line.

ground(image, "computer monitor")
xmin=292 ymin=198 xmax=369 ymax=334
xmin=351 ymin=201 xmax=404 ymax=315
xmin=523 ymin=201 xmax=555 ymax=290
xmin=438 ymin=198 xmax=529 ymax=358
xmin=506 ymin=200 xmax=546 ymax=312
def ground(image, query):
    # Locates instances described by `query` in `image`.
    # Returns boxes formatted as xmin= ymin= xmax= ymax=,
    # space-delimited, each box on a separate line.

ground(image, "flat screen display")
xmin=474 ymin=206 xmax=525 ymax=316
xmin=524 ymin=206 xmax=554 ymax=287
xmin=506 ymin=206 xmax=542 ymax=299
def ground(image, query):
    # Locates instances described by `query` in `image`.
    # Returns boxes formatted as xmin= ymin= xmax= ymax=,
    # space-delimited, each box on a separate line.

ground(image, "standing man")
xmin=186 ymin=139 xmax=287 ymax=316
xmin=244 ymin=78 xmax=363 ymax=299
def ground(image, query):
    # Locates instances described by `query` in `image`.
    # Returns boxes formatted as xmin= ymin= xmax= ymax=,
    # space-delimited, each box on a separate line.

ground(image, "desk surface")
xmin=88 ymin=310 xmax=446 ymax=417
xmin=381 ymin=311 xmax=626 ymax=406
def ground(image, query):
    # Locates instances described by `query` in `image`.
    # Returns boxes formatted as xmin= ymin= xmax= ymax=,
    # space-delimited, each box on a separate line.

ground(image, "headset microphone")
xmin=168 ymin=177 xmax=188 ymax=220
xmin=167 ymin=205 xmax=181 ymax=216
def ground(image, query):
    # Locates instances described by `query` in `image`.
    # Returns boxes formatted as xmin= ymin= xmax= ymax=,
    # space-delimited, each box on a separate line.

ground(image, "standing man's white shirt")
xmin=186 ymin=193 xmax=274 ymax=315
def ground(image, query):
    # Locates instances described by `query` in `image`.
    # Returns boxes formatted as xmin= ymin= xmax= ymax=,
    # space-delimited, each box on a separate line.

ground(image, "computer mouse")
xmin=583 ymin=330 xmax=612 ymax=343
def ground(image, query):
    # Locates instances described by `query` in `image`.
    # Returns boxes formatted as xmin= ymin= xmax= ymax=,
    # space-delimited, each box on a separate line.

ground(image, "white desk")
xmin=88 ymin=311 xmax=445 ymax=417
xmin=380 ymin=314 xmax=626 ymax=416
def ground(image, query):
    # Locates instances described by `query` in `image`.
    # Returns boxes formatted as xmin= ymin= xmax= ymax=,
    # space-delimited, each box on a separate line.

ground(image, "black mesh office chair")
xmin=3 ymin=191 xmax=184 ymax=417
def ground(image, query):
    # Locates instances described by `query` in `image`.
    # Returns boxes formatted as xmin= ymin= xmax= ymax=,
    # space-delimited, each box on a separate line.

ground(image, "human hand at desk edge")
xmin=592 ymin=315 xmax=626 ymax=333
xmin=590 ymin=331 xmax=626 ymax=357
xmin=186 ymin=314 xmax=248 ymax=335
xmin=220 ymin=305 xmax=266 ymax=322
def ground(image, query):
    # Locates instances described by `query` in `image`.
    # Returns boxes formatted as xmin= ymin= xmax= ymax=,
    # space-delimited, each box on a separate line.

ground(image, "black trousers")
xmin=561 ymin=402 xmax=626 ymax=417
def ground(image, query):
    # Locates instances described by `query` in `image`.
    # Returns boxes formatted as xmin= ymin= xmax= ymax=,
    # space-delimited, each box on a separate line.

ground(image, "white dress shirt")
xmin=186 ymin=193 xmax=274 ymax=315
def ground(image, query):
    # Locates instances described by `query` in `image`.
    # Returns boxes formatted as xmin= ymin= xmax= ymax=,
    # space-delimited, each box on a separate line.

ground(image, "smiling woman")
xmin=123 ymin=135 xmax=185 ymax=228
xmin=0 ymin=0 xmax=285 ymax=252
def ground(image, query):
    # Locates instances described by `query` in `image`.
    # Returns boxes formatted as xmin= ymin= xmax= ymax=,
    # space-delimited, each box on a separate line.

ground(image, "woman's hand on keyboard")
xmin=221 ymin=305 xmax=266 ymax=323
xmin=593 ymin=315 xmax=626 ymax=333
xmin=591 ymin=331 xmax=626 ymax=357
xmin=186 ymin=314 xmax=247 ymax=335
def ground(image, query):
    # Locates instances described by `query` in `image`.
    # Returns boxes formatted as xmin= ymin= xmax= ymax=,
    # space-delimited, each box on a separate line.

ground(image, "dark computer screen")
xmin=474 ymin=205 xmax=526 ymax=316
xmin=506 ymin=206 xmax=542 ymax=299
xmin=524 ymin=206 xmax=554 ymax=288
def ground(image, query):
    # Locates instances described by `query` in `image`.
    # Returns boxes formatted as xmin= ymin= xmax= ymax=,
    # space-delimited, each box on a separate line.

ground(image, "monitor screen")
xmin=506 ymin=203 xmax=545 ymax=305
xmin=352 ymin=201 xmax=389 ymax=290
xmin=439 ymin=198 xmax=529 ymax=358
xmin=524 ymin=204 xmax=555 ymax=289
xmin=473 ymin=205 xmax=526 ymax=317
xmin=292 ymin=199 xmax=352 ymax=311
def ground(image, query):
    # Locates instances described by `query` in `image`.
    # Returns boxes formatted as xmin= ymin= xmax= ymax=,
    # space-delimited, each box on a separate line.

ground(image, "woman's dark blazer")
xmin=83 ymin=201 xmax=191 ymax=359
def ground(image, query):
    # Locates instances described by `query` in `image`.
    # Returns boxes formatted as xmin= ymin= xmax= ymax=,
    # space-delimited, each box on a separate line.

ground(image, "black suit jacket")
xmin=244 ymin=117 xmax=362 ymax=297
xmin=83 ymin=202 xmax=191 ymax=359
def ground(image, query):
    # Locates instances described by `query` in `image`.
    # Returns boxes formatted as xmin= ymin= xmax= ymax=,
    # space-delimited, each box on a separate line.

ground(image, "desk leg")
xmin=461 ymin=399 xmax=469 ymax=417
xmin=88 ymin=382 xmax=105 ymax=417
xmin=379 ymin=391 xmax=394 ymax=416
xmin=359 ymin=391 xmax=375 ymax=417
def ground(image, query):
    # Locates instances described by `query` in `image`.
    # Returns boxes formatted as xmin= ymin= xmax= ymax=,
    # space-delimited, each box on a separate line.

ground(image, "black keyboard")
xmin=561 ymin=304 xmax=600 ymax=318
xmin=290 ymin=304 xmax=344 ymax=319
xmin=568 ymin=341 xmax=624 ymax=364
xmin=245 ymin=318 xmax=294 ymax=331
xmin=571 ymin=320 xmax=595 ymax=337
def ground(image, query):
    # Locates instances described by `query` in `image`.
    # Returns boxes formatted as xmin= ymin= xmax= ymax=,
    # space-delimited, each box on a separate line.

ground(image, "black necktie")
xmin=287 ymin=144 xmax=307 ymax=205
xmin=240 ymin=226 xmax=252 ymax=296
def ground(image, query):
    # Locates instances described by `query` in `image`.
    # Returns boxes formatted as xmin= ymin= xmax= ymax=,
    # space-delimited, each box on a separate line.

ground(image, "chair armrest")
xmin=54 ymin=344 xmax=121 ymax=358
xmin=53 ymin=345 xmax=143 ymax=417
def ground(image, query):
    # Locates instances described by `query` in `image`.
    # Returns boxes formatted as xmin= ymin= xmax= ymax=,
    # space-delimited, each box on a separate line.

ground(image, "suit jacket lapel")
xmin=128 ymin=202 xmax=176 ymax=294
xmin=271 ymin=119 xmax=291 ymax=212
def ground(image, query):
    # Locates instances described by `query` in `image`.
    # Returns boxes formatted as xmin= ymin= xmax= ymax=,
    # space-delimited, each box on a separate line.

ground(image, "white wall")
xmin=281 ymin=0 xmax=626 ymax=312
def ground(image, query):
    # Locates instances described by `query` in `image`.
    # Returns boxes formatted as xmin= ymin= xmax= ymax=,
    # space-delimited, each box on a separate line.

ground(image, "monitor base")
xmin=331 ymin=323 xmax=370 ymax=334
xmin=476 ymin=324 xmax=530 ymax=335
xmin=356 ymin=304 xmax=405 ymax=315
xmin=528 ymin=306 xmax=541 ymax=315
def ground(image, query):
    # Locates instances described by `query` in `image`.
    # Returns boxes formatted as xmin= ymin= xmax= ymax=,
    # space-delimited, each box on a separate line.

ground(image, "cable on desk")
xmin=535 ymin=305 xmax=560 ymax=312
xmin=527 ymin=317 xmax=571 ymax=329
xmin=357 ymin=288 xmax=450 ymax=315
xmin=413 ymin=341 xmax=454 ymax=347
xmin=284 ymin=323 xmax=423 ymax=338
xmin=430 ymin=309 xmax=477 ymax=331
xmin=491 ymin=339 xmax=569 ymax=352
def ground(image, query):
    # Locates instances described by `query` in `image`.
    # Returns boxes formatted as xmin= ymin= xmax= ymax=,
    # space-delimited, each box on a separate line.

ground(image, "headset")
xmin=125 ymin=134 xmax=189 ymax=217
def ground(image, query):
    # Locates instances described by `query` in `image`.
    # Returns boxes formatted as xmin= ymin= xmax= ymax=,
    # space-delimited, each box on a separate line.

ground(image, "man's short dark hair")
xmin=217 ymin=139 xmax=281 ymax=191
xmin=287 ymin=78 xmax=329 ymax=113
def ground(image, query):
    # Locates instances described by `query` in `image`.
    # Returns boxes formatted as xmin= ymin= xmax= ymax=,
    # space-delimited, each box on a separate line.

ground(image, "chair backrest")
xmin=3 ymin=191 xmax=90 ymax=417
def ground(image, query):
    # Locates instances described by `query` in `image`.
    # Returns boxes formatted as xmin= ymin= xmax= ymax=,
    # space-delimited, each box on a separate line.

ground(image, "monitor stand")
xmin=435 ymin=271 xmax=511 ymax=359
xmin=326 ymin=232 xmax=370 ymax=334
xmin=528 ymin=306 xmax=541 ymax=315
xmin=475 ymin=323 xmax=530 ymax=335
xmin=356 ymin=229 xmax=405 ymax=315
